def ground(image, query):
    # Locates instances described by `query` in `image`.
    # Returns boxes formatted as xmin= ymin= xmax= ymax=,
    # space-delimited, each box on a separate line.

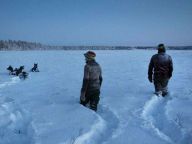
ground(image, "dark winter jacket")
xmin=81 ymin=60 xmax=102 ymax=93
xmin=148 ymin=52 xmax=173 ymax=79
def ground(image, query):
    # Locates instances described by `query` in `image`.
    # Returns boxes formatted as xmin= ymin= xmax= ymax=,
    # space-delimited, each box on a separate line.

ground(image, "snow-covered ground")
xmin=0 ymin=50 xmax=192 ymax=144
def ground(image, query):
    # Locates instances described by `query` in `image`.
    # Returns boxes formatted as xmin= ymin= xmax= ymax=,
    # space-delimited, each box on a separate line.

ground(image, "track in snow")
xmin=141 ymin=94 xmax=186 ymax=144
xmin=73 ymin=105 xmax=120 ymax=144
xmin=0 ymin=77 xmax=20 ymax=89
xmin=0 ymin=77 xmax=34 ymax=144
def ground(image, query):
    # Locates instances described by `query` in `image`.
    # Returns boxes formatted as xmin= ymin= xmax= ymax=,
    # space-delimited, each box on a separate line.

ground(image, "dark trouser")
xmin=154 ymin=77 xmax=169 ymax=96
xmin=80 ymin=90 xmax=100 ymax=111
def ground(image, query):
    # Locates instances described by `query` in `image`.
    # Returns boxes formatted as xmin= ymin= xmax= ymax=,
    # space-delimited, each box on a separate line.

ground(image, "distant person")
xmin=31 ymin=63 xmax=39 ymax=72
xmin=80 ymin=51 xmax=103 ymax=111
xmin=148 ymin=44 xmax=173 ymax=96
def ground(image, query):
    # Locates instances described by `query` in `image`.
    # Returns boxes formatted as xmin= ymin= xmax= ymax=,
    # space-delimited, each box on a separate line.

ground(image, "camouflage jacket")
xmin=81 ymin=60 xmax=102 ymax=93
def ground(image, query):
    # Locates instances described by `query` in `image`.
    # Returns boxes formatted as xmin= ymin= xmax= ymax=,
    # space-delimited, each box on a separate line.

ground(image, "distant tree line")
xmin=0 ymin=40 xmax=192 ymax=50
xmin=135 ymin=46 xmax=192 ymax=50
xmin=0 ymin=40 xmax=45 ymax=50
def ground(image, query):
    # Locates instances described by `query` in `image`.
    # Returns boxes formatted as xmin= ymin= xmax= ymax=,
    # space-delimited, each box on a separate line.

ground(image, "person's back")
xmin=150 ymin=52 xmax=173 ymax=79
xmin=85 ymin=60 xmax=102 ymax=91
xmin=148 ymin=44 xmax=173 ymax=96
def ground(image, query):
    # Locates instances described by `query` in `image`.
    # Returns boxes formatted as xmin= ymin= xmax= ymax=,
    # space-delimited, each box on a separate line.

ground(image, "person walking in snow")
xmin=80 ymin=51 xmax=103 ymax=111
xmin=148 ymin=44 xmax=173 ymax=96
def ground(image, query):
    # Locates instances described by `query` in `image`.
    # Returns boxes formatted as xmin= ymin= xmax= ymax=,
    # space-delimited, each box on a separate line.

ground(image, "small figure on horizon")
xmin=6 ymin=65 xmax=28 ymax=79
xmin=80 ymin=51 xmax=103 ymax=111
xmin=7 ymin=65 xmax=14 ymax=75
xmin=19 ymin=71 xmax=28 ymax=79
xmin=31 ymin=63 xmax=39 ymax=72
xmin=15 ymin=66 xmax=24 ymax=76
xmin=148 ymin=44 xmax=173 ymax=96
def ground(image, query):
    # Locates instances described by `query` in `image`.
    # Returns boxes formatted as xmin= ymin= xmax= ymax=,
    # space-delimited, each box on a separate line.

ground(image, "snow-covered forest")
xmin=0 ymin=40 xmax=192 ymax=50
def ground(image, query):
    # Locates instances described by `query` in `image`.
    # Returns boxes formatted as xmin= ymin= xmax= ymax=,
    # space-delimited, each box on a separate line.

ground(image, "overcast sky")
xmin=0 ymin=0 xmax=192 ymax=46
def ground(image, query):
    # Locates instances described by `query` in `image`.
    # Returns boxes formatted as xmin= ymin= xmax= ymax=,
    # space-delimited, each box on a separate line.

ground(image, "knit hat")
xmin=84 ymin=51 xmax=96 ymax=60
xmin=158 ymin=43 xmax=166 ymax=53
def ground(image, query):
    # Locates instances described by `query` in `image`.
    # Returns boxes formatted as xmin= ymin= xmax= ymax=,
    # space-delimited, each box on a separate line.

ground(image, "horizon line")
xmin=1 ymin=39 xmax=192 ymax=47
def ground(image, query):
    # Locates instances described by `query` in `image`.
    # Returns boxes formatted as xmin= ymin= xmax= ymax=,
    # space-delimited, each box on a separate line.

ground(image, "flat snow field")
xmin=0 ymin=50 xmax=192 ymax=144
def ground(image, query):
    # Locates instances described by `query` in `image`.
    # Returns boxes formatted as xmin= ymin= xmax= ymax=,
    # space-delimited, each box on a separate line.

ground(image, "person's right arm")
xmin=148 ymin=56 xmax=154 ymax=83
xmin=81 ymin=65 xmax=89 ymax=93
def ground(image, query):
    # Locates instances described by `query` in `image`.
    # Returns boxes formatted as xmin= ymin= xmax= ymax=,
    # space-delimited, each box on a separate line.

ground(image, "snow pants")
xmin=154 ymin=77 xmax=169 ymax=96
xmin=80 ymin=90 xmax=100 ymax=111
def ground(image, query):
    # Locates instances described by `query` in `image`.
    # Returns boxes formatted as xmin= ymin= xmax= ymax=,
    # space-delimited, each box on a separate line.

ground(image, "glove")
xmin=148 ymin=76 xmax=152 ymax=83
xmin=80 ymin=92 xmax=86 ymax=102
